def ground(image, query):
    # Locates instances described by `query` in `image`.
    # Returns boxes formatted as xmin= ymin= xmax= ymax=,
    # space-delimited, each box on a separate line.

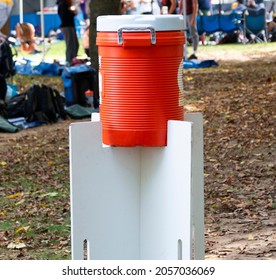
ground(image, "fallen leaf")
xmin=39 ymin=203 xmax=48 ymax=207
xmin=40 ymin=192 xmax=58 ymax=198
xmin=0 ymin=210 xmax=7 ymax=216
xmin=248 ymin=234 xmax=254 ymax=241
xmin=15 ymin=199 xmax=25 ymax=206
xmin=15 ymin=226 xmax=30 ymax=234
xmin=7 ymin=242 xmax=26 ymax=249
xmin=258 ymin=211 xmax=268 ymax=217
xmin=264 ymin=253 xmax=272 ymax=257
xmin=7 ymin=192 xmax=24 ymax=199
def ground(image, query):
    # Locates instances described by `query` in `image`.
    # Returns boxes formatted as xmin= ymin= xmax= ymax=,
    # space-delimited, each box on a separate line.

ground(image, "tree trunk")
xmin=89 ymin=0 xmax=121 ymax=108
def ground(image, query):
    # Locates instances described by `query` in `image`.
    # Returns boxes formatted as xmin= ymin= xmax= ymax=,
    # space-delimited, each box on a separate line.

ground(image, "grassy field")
xmin=15 ymin=38 xmax=86 ymax=65
xmin=15 ymin=37 xmax=276 ymax=65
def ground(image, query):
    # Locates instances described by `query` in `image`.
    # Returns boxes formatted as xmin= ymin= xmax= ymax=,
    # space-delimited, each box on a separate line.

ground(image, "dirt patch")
xmin=0 ymin=120 xmax=81 ymax=152
xmin=184 ymin=46 xmax=276 ymax=259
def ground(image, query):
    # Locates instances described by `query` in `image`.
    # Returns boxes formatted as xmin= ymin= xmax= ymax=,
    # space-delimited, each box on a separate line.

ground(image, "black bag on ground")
xmin=37 ymin=84 xmax=58 ymax=123
xmin=0 ymin=37 xmax=16 ymax=78
xmin=6 ymin=93 xmax=25 ymax=119
xmin=24 ymin=84 xmax=40 ymax=123
xmin=0 ymin=74 xmax=7 ymax=101
xmin=24 ymin=84 xmax=66 ymax=123
xmin=0 ymin=74 xmax=7 ymax=118
xmin=49 ymin=87 xmax=67 ymax=120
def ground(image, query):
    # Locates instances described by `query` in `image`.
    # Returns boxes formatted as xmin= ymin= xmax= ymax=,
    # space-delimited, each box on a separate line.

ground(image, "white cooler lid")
xmin=97 ymin=15 xmax=185 ymax=32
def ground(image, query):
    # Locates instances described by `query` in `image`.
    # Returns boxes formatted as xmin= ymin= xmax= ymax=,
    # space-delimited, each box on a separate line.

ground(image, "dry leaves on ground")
xmin=184 ymin=54 xmax=275 ymax=259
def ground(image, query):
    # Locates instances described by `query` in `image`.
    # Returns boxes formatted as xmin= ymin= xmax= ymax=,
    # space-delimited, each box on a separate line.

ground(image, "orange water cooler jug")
xmin=97 ymin=15 xmax=185 ymax=146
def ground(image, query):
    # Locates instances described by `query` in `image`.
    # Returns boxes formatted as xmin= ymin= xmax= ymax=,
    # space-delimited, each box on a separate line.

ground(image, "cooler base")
xmin=102 ymin=128 xmax=168 ymax=147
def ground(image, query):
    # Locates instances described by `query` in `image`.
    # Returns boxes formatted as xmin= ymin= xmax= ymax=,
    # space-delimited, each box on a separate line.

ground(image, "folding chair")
xmin=244 ymin=8 xmax=267 ymax=43
xmin=197 ymin=15 xmax=205 ymax=36
xmin=201 ymin=14 xmax=220 ymax=34
xmin=219 ymin=12 xmax=245 ymax=44
xmin=200 ymin=15 xmax=220 ymax=44
xmin=219 ymin=13 xmax=243 ymax=34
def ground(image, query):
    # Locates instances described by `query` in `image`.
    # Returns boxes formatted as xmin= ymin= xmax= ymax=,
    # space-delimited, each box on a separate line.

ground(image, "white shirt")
xmin=139 ymin=0 xmax=153 ymax=14
xmin=139 ymin=0 xmax=161 ymax=14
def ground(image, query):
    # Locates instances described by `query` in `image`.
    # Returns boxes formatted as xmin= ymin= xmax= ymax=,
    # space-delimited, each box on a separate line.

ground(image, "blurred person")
xmin=0 ymin=0 xmax=13 ymax=34
xmin=246 ymin=0 xmax=265 ymax=9
xmin=82 ymin=25 xmax=89 ymax=57
xmin=198 ymin=0 xmax=211 ymax=15
xmin=139 ymin=0 xmax=153 ymax=14
xmin=79 ymin=0 xmax=88 ymax=21
xmin=57 ymin=0 xmax=79 ymax=65
xmin=121 ymin=0 xmax=137 ymax=14
xmin=247 ymin=0 xmax=257 ymax=8
xmin=138 ymin=0 xmax=161 ymax=14
xmin=267 ymin=2 xmax=276 ymax=41
xmin=231 ymin=0 xmax=247 ymax=12
xmin=152 ymin=0 xmax=162 ymax=14
xmin=159 ymin=0 xmax=177 ymax=14
xmin=179 ymin=0 xmax=199 ymax=59
xmin=15 ymin=23 xmax=40 ymax=54
xmin=85 ymin=0 xmax=91 ymax=20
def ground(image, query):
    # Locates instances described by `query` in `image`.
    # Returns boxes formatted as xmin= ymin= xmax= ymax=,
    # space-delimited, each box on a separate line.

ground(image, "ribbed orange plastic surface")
xmin=97 ymin=31 xmax=185 ymax=146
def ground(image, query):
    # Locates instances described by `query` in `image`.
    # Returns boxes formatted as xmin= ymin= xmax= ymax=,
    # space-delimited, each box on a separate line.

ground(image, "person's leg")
xmin=190 ymin=25 xmax=199 ymax=56
xmin=60 ymin=27 xmax=71 ymax=64
xmin=186 ymin=15 xmax=199 ymax=59
xmin=70 ymin=28 xmax=79 ymax=60
xmin=61 ymin=27 xmax=79 ymax=65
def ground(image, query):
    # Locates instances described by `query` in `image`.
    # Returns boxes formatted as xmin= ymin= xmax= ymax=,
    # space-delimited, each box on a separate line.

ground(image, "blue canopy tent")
xmin=10 ymin=0 xmax=84 ymax=54
xmin=11 ymin=0 xmax=58 ymax=33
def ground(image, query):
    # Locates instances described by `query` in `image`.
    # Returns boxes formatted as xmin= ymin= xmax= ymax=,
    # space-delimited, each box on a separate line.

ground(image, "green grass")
xmin=0 ymin=129 xmax=71 ymax=259
xmin=16 ymin=37 xmax=276 ymax=65
xmin=47 ymin=224 xmax=71 ymax=236
xmin=31 ymin=250 xmax=71 ymax=260
xmin=15 ymin=38 xmax=86 ymax=64
xmin=189 ymin=41 xmax=276 ymax=57
xmin=203 ymin=41 xmax=276 ymax=51
xmin=0 ymin=221 xmax=13 ymax=231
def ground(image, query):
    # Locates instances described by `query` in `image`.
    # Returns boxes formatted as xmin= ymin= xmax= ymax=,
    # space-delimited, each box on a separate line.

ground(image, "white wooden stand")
xmin=69 ymin=112 xmax=204 ymax=260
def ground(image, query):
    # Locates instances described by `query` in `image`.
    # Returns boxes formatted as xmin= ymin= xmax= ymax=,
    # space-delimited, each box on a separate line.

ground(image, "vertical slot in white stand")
xmin=69 ymin=113 xmax=204 ymax=260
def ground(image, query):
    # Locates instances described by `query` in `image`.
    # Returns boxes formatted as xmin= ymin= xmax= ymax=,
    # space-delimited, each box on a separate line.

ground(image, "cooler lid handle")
xmin=117 ymin=24 xmax=156 ymax=45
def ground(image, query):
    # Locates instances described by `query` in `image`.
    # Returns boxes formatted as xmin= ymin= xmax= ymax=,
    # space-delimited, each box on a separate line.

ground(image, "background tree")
xmin=88 ymin=0 xmax=121 ymax=108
